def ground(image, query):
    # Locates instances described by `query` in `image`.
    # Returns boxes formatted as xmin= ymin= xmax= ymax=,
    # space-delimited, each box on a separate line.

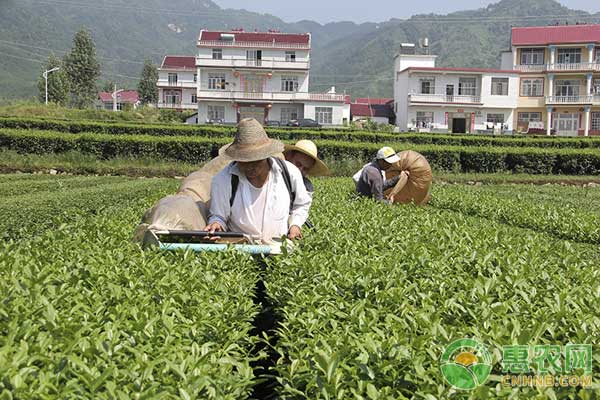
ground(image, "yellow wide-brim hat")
xmin=283 ymin=139 xmax=330 ymax=177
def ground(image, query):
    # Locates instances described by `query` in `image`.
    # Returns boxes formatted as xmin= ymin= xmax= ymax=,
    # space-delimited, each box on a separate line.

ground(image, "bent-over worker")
xmin=354 ymin=146 xmax=408 ymax=202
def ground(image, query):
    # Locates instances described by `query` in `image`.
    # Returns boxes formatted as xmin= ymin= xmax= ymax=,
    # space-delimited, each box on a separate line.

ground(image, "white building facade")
xmin=157 ymin=56 xmax=198 ymax=111
xmin=194 ymin=30 xmax=350 ymax=126
xmin=394 ymin=54 xmax=519 ymax=134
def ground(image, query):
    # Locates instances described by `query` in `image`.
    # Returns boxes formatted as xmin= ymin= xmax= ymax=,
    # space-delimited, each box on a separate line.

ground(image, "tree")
xmin=37 ymin=53 xmax=69 ymax=105
xmin=137 ymin=59 xmax=158 ymax=105
xmin=64 ymin=28 xmax=101 ymax=108
xmin=100 ymin=80 xmax=117 ymax=93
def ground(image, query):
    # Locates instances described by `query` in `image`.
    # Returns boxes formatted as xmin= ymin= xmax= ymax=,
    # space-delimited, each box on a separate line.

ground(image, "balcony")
xmin=198 ymin=39 xmax=310 ymax=50
xmin=157 ymin=81 xmax=196 ymax=88
xmin=546 ymin=95 xmax=600 ymax=105
xmin=514 ymin=63 xmax=600 ymax=72
xmin=197 ymin=90 xmax=346 ymax=102
xmin=197 ymin=57 xmax=309 ymax=70
xmin=157 ymin=102 xmax=198 ymax=109
xmin=408 ymin=93 xmax=482 ymax=104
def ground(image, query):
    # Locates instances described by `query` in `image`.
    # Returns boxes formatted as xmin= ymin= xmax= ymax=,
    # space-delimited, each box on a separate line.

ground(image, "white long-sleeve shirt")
xmin=208 ymin=158 xmax=312 ymax=241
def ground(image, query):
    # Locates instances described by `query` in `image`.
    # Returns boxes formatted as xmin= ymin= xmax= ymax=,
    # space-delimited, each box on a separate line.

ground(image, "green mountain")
xmin=0 ymin=0 xmax=598 ymax=100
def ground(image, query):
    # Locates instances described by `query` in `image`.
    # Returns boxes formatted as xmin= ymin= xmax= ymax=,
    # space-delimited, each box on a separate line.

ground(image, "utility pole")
xmin=43 ymin=67 xmax=60 ymax=105
xmin=112 ymin=84 xmax=124 ymax=112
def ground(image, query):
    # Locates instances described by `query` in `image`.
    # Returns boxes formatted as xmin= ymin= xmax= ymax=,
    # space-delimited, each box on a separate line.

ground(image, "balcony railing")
xmin=408 ymin=93 xmax=481 ymax=104
xmin=197 ymin=90 xmax=345 ymax=102
xmin=196 ymin=57 xmax=309 ymax=69
xmin=198 ymin=40 xmax=310 ymax=50
xmin=157 ymin=81 xmax=197 ymax=88
xmin=546 ymin=95 xmax=600 ymax=104
xmin=157 ymin=102 xmax=198 ymax=109
xmin=514 ymin=62 xmax=600 ymax=72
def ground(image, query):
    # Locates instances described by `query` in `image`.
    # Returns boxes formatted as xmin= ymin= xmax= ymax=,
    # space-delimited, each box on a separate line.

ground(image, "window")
xmin=416 ymin=111 xmax=434 ymax=128
xmin=557 ymin=48 xmax=581 ymax=64
xmin=596 ymin=48 xmax=600 ymax=63
xmin=168 ymin=73 xmax=178 ymax=86
xmin=281 ymin=76 xmax=299 ymax=92
xmin=459 ymin=77 xmax=477 ymax=96
xmin=191 ymin=94 xmax=197 ymax=104
xmin=520 ymin=48 xmax=545 ymax=65
xmin=593 ymin=79 xmax=600 ymax=94
xmin=208 ymin=73 xmax=226 ymax=90
xmin=419 ymin=77 xmax=435 ymax=94
xmin=486 ymin=113 xmax=504 ymax=124
xmin=491 ymin=78 xmax=509 ymax=95
xmin=193 ymin=74 xmax=197 ymax=82
xmin=280 ymin=107 xmax=298 ymax=123
xmin=212 ymin=49 xmax=222 ymax=60
xmin=164 ymin=90 xmax=180 ymax=104
xmin=285 ymin=51 xmax=296 ymax=62
xmin=517 ymin=112 xmax=542 ymax=129
xmin=592 ymin=112 xmax=600 ymax=131
xmin=208 ymin=105 xmax=225 ymax=120
xmin=315 ymin=107 xmax=333 ymax=124
xmin=520 ymin=78 xmax=544 ymax=97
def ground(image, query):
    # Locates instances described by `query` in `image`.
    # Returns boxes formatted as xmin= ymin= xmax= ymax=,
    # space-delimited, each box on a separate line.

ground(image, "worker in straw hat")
xmin=353 ymin=146 xmax=409 ymax=202
xmin=204 ymin=118 xmax=311 ymax=241
xmin=284 ymin=139 xmax=330 ymax=194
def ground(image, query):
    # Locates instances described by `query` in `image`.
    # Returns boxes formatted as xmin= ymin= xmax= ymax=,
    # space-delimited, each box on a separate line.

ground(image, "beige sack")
xmin=384 ymin=150 xmax=432 ymax=205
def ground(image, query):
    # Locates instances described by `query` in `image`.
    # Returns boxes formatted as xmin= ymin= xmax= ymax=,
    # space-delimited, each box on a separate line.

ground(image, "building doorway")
xmin=446 ymin=85 xmax=454 ymax=102
xmin=553 ymin=113 xmax=579 ymax=136
xmin=239 ymin=106 xmax=265 ymax=124
xmin=452 ymin=118 xmax=467 ymax=133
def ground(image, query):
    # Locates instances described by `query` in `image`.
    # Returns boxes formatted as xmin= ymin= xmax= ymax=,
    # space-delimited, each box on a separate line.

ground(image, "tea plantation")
xmin=1 ymin=174 xmax=598 ymax=399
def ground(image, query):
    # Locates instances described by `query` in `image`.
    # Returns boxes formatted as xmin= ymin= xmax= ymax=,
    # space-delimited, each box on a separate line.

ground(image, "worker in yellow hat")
xmin=353 ymin=146 xmax=408 ymax=202
xmin=284 ymin=139 xmax=330 ymax=194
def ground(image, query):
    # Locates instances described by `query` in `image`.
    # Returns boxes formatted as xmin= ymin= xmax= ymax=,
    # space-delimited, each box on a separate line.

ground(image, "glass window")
xmin=486 ymin=113 xmax=504 ymax=124
xmin=191 ymin=94 xmax=197 ymax=104
xmin=596 ymin=48 xmax=600 ymax=63
xmin=281 ymin=76 xmax=299 ymax=92
xmin=280 ymin=107 xmax=298 ymax=123
xmin=593 ymin=79 xmax=600 ymax=94
xmin=168 ymin=73 xmax=178 ymax=86
xmin=491 ymin=78 xmax=509 ymax=95
xmin=520 ymin=48 xmax=545 ymax=65
xmin=520 ymin=78 xmax=544 ymax=97
xmin=193 ymin=74 xmax=197 ymax=82
xmin=285 ymin=51 xmax=296 ymax=62
xmin=419 ymin=77 xmax=435 ymax=94
xmin=315 ymin=107 xmax=333 ymax=124
xmin=246 ymin=50 xmax=262 ymax=66
xmin=212 ymin=49 xmax=222 ymax=60
xmin=592 ymin=112 xmax=600 ymax=130
xmin=208 ymin=73 xmax=226 ymax=90
xmin=416 ymin=111 xmax=434 ymax=128
xmin=208 ymin=105 xmax=225 ymax=120
xmin=165 ymin=90 xmax=180 ymax=104
xmin=517 ymin=112 xmax=542 ymax=123
xmin=557 ymin=48 xmax=581 ymax=64
xmin=459 ymin=77 xmax=477 ymax=96
xmin=554 ymin=79 xmax=581 ymax=97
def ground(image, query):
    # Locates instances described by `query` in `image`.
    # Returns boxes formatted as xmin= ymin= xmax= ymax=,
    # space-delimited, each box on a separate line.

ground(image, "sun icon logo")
xmin=440 ymin=339 xmax=492 ymax=390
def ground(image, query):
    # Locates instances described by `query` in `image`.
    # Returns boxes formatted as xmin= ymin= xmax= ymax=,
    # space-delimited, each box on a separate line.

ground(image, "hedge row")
xmin=2 ymin=116 xmax=600 ymax=149
xmin=2 ymin=128 xmax=599 ymax=175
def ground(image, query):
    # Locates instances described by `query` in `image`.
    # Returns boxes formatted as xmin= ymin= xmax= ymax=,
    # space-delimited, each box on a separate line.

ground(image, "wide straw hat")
xmin=283 ymin=139 xmax=330 ymax=177
xmin=224 ymin=118 xmax=285 ymax=162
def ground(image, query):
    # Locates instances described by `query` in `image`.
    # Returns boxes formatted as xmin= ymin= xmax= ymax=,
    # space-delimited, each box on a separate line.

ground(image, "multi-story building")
xmin=501 ymin=24 xmax=600 ymax=136
xmin=394 ymin=53 xmax=519 ymax=133
xmin=157 ymin=56 xmax=198 ymax=111
xmin=194 ymin=30 xmax=350 ymax=126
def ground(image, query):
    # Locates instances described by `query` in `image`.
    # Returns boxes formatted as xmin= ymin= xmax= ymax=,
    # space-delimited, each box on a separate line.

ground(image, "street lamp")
xmin=43 ymin=67 xmax=60 ymax=105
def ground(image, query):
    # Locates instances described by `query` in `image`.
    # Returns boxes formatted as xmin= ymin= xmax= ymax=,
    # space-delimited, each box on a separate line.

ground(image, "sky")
xmin=213 ymin=0 xmax=600 ymax=24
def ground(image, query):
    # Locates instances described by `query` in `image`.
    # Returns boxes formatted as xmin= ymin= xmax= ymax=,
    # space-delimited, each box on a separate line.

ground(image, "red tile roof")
xmin=98 ymin=90 xmax=139 ymax=103
xmin=512 ymin=24 xmax=600 ymax=46
xmin=350 ymin=103 xmax=394 ymax=119
xmin=401 ymin=67 xmax=518 ymax=74
xmin=199 ymin=30 xmax=310 ymax=45
xmin=354 ymin=98 xmax=393 ymax=105
xmin=161 ymin=55 xmax=196 ymax=69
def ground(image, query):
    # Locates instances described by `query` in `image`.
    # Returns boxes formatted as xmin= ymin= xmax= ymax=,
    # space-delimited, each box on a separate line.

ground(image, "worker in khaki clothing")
xmin=204 ymin=118 xmax=311 ymax=241
xmin=354 ymin=146 xmax=409 ymax=203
